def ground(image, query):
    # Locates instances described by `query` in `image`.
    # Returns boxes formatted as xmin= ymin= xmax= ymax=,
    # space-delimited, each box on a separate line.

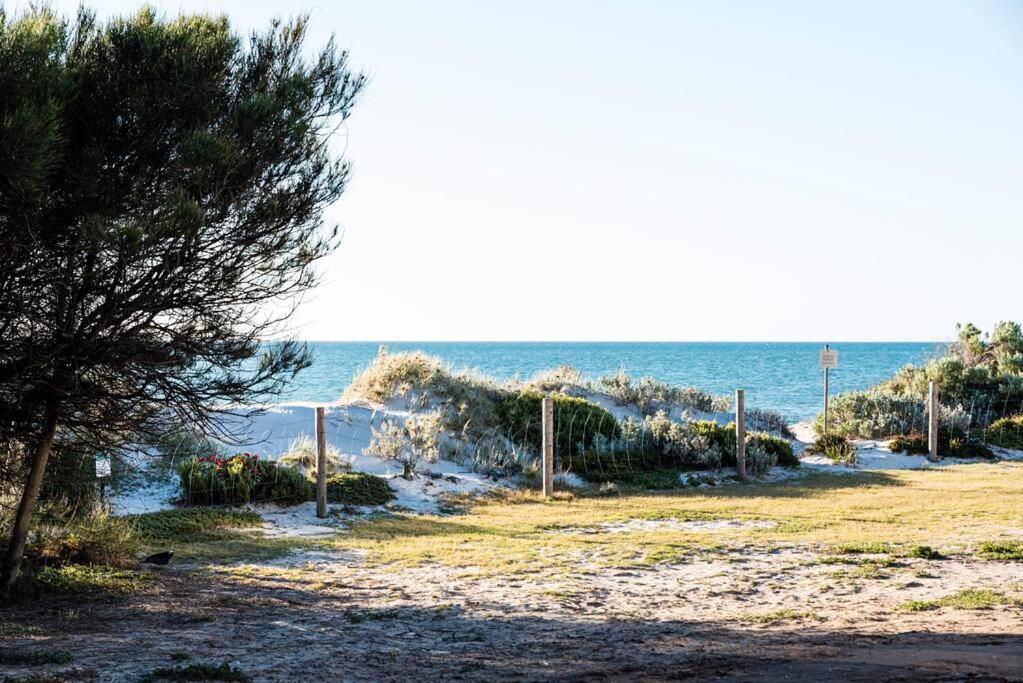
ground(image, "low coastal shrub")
xmin=888 ymin=432 xmax=994 ymax=459
xmin=748 ymin=432 xmax=799 ymax=469
xmin=744 ymin=438 xmax=778 ymax=476
xmin=3 ymin=564 xmax=150 ymax=602
xmin=325 ymin=472 xmax=394 ymax=505
xmin=597 ymin=370 xmax=730 ymax=414
xmin=980 ymin=415 xmax=1023 ymax=450
xmin=643 ymin=412 xmax=727 ymax=470
xmin=806 ymin=435 xmax=856 ymax=465
xmin=812 ymin=391 xmax=926 ymax=440
xmin=498 ymin=390 xmax=619 ymax=461
xmin=365 ymin=412 xmax=442 ymax=479
xmin=177 ymin=453 xmax=312 ymax=506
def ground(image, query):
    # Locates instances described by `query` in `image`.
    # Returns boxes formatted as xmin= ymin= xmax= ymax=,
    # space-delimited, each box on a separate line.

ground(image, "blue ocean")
xmin=281 ymin=342 xmax=942 ymax=421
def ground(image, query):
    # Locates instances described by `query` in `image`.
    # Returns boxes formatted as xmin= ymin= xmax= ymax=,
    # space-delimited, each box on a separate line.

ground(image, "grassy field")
xmin=323 ymin=462 xmax=1023 ymax=574
xmin=3 ymin=462 xmax=1022 ymax=681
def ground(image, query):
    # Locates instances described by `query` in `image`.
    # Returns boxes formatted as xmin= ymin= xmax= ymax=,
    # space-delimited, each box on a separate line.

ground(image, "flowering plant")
xmin=177 ymin=451 xmax=309 ymax=506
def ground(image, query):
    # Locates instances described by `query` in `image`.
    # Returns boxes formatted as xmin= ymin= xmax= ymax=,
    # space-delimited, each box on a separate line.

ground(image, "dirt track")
xmin=2 ymin=545 xmax=1021 ymax=682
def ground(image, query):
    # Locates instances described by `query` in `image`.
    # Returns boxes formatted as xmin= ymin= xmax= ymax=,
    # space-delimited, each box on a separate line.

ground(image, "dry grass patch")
xmin=324 ymin=464 xmax=1023 ymax=575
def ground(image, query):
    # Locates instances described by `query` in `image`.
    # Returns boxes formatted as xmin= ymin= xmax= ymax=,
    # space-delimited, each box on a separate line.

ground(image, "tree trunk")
xmin=1 ymin=399 xmax=60 ymax=589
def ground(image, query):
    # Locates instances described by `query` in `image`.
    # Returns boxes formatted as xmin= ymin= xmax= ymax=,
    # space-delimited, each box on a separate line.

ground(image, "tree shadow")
xmin=3 ymin=574 xmax=1020 ymax=682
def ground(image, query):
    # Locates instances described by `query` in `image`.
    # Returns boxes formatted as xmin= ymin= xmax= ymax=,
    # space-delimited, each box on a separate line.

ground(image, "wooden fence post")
xmin=735 ymin=389 xmax=746 ymax=480
xmin=316 ymin=406 xmax=327 ymax=518
xmin=928 ymin=381 xmax=939 ymax=462
xmin=542 ymin=395 xmax=554 ymax=498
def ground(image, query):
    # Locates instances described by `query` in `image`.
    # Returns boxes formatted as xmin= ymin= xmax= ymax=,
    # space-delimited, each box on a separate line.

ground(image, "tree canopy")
xmin=0 ymin=6 xmax=365 ymax=586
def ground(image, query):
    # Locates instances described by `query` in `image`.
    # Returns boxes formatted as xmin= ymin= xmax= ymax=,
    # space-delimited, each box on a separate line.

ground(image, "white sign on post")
xmin=95 ymin=453 xmax=111 ymax=479
xmin=819 ymin=348 xmax=839 ymax=369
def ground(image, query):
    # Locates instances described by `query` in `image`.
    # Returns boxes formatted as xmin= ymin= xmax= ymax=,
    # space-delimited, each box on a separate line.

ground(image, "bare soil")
xmin=2 ymin=545 xmax=1021 ymax=682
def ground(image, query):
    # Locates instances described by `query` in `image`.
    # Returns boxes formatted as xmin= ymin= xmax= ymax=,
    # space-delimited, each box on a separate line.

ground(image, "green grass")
xmin=0 ymin=649 xmax=72 ymax=666
xmin=139 ymin=662 xmax=251 ymax=682
xmin=128 ymin=508 xmax=263 ymax=540
xmin=900 ymin=588 xmax=1018 ymax=612
xmin=833 ymin=542 xmax=893 ymax=554
xmin=319 ymin=464 xmax=1023 ymax=576
xmin=977 ymin=541 xmax=1023 ymax=560
xmin=739 ymin=608 xmax=815 ymax=624
xmin=126 ymin=507 xmax=302 ymax=564
xmin=3 ymin=565 xmax=150 ymax=603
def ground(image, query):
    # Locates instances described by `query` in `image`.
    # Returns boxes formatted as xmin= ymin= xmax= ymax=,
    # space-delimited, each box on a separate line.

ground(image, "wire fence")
xmin=24 ymin=358 xmax=1022 ymax=516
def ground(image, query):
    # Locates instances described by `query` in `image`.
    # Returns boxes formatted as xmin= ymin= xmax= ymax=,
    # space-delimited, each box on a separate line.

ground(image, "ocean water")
xmin=280 ymin=342 xmax=941 ymax=421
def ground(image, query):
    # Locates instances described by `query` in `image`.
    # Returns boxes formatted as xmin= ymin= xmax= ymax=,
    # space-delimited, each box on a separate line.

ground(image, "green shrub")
xmin=980 ymin=415 xmax=1023 ymax=450
xmin=30 ymin=511 xmax=137 ymax=568
xmin=812 ymin=391 xmax=926 ymax=439
xmin=562 ymin=449 xmax=668 ymax=483
xmin=597 ymin=370 xmax=729 ymax=414
xmin=578 ymin=466 xmax=685 ymax=490
xmin=3 ymin=564 xmax=150 ymax=602
xmin=888 ymin=432 xmax=994 ymax=459
xmin=744 ymin=438 xmax=778 ymax=476
xmin=823 ymin=323 xmax=1023 ymax=440
xmin=177 ymin=453 xmax=311 ymax=506
xmin=806 ymin=435 xmax=856 ymax=465
xmin=498 ymin=390 xmax=619 ymax=461
xmin=325 ymin=472 xmax=394 ymax=506
xmin=748 ymin=432 xmax=798 ymax=468
xmin=691 ymin=420 xmax=736 ymax=462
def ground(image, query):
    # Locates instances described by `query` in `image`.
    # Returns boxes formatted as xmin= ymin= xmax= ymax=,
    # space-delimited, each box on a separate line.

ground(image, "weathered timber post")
xmin=928 ymin=381 xmax=939 ymax=462
xmin=736 ymin=389 xmax=747 ymax=480
xmin=316 ymin=406 xmax=327 ymax=518
xmin=542 ymin=395 xmax=554 ymax=498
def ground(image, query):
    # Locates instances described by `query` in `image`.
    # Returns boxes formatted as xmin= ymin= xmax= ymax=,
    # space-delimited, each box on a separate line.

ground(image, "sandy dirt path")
xmin=2 ymin=543 xmax=1021 ymax=682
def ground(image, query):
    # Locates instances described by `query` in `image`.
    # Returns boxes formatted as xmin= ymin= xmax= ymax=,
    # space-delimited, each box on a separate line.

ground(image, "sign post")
xmin=95 ymin=452 xmax=111 ymax=506
xmin=819 ymin=345 xmax=838 ymax=436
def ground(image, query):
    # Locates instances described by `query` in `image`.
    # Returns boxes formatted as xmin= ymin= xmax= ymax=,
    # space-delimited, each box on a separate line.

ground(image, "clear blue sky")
xmin=27 ymin=0 xmax=1023 ymax=341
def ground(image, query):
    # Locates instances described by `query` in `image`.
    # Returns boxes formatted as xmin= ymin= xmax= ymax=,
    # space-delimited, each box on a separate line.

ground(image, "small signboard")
xmin=819 ymin=348 xmax=838 ymax=369
xmin=95 ymin=453 xmax=111 ymax=479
